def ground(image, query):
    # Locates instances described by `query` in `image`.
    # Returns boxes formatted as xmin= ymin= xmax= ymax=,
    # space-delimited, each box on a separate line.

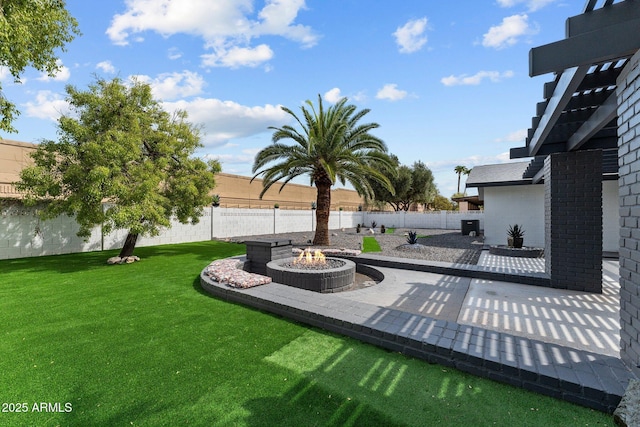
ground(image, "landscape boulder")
xmin=615 ymin=379 xmax=640 ymax=427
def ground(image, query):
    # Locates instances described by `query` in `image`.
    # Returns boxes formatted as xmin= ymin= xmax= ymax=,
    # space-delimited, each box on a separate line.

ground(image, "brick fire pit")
xmin=266 ymin=257 xmax=356 ymax=293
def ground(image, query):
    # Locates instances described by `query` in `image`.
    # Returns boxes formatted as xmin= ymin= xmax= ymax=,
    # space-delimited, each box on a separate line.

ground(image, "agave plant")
xmin=507 ymin=224 xmax=525 ymax=248
xmin=507 ymin=224 xmax=525 ymax=239
xmin=406 ymin=231 xmax=419 ymax=245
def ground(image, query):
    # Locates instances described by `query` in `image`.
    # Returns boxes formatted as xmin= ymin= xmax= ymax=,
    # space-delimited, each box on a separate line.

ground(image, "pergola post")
xmin=544 ymin=150 xmax=603 ymax=293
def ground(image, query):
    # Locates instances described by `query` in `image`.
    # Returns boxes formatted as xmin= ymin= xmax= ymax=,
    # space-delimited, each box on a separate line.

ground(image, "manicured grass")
xmin=383 ymin=227 xmax=396 ymax=234
xmin=0 ymin=241 xmax=614 ymax=426
xmin=362 ymin=236 xmax=382 ymax=252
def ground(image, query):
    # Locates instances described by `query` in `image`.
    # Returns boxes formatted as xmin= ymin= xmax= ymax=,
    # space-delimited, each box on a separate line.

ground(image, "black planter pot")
xmin=508 ymin=237 xmax=524 ymax=248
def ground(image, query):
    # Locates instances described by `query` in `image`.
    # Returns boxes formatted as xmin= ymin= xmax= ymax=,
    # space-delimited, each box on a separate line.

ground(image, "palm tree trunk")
xmin=313 ymin=181 xmax=332 ymax=246
xmin=457 ymin=173 xmax=461 ymax=194
xmin=118 ymin=232 xmax=139 ymax=258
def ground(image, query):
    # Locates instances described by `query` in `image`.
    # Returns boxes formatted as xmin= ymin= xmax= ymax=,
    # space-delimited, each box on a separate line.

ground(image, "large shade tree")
xmin=369 ymin=157 xmax=436 ymax=211
xmin=17 ymin=77 xmax=220 ymax=259
xmin=252 ymin=95 xmax=395 ymax=245
xmin=0 ymin=0 xmax=80 ymax=132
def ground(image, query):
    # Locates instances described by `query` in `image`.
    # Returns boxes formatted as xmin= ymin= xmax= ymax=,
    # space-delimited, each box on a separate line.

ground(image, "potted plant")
xmin=507 ymin=224 xmax=525 ymax=248
xmin=211 ymin=194 xmax=220 ymax=207
xmin=274 ymin=203 xmax=279 ymax=209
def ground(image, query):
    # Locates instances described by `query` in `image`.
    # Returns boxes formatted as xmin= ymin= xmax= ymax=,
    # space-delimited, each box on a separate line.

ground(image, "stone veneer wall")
xmin=618 ymin=49 xmax=640 ymax=375
xmin=544 ymin=150 xmax=602 ymax=292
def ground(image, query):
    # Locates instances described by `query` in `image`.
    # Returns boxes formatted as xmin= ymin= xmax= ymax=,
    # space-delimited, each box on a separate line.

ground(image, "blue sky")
xmin=1 ymin=0 xmax=582 ymax=197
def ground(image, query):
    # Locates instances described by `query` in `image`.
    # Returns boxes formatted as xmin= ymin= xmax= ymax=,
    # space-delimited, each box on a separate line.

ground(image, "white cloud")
xmin=24 ymin=90 xmax=70 ymax=120
xmin=162 ymin=97 xmax=291 ymax=146
xmin=496 ymin=0 xmax=556 ymax=12
xmin=376 ymin=84 xmax=407 ymax=101
xmin=426 ymin=152 xmax=521 ymax=197
xmin=37 ymin=60 xmax=70 ymax=82
xmin=393 ymin=17 xmax=428 ymax=54
xmin=106 ymin=0 xmax=318 ymax=68
xmin=168 ymin=47 xmax=182 ymax=60
xmin=203 ymin=148 xmax=261 ymax=165
xmin=0 ymin=66 xmax=9 ymax=80
xmin=441 ymin=70 xmax=514 ymax=86
xmin=96 ymin=60 xmax=116 ymax=74
xmin=133 ymin=70 xmax=205 ymax=100
xmin=495 ymin=128 xmax=528 ymax=143
xmin=201 ymin=44 xmax=274 ymax=68
xmin=324 ymin=88 xmax=344 ymax=104
xmin=482 ymin=14 xmax=537 ymax=49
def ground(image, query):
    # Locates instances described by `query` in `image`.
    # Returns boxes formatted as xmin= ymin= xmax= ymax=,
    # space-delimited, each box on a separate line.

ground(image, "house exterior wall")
xmin=617 ymin=48 xmax=640 ymax=376
xmin=0 ymin=139 xmax=36 ymax=199
xmin=483 ymin=185 xmax=545 ymax=248
xmin=0 ymin=140 xmax=366 ymax=210
xmin=482 ymin=182 xmax=619 ymax=252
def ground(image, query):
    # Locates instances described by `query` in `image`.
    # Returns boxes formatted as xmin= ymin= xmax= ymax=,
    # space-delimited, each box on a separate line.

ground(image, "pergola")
xmin=505 ymin=0 xmax=640 ymax=294
xmin=510 ymin=0 xmax=640 ymax=181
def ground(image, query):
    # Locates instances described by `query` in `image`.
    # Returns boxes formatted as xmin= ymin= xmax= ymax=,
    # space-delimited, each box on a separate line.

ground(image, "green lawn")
xmin=362 ymin=236 xmax=382 ymax=252
xmin=0 ymin=241 xmax=613 ymax=426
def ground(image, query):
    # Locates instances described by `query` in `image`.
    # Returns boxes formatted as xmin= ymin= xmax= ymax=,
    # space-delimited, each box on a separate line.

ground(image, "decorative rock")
xmin=368 ymin=228 xmax=375 ymax=234
xmin=107 ymin=255 xmax=140 ymax=265
xmin=614 ymin=379 xmax=640 ymax=427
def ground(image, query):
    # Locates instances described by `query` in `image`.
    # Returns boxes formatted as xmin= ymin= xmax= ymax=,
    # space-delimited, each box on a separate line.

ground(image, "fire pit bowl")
xmin=266 ymin=256 xmax=356 ymax=293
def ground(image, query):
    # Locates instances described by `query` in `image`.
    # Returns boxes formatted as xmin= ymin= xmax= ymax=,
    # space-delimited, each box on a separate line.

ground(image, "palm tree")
xmin=454 ymin=165 xmax=471 ymax=194
xmin=252 ymin=95 xmax=395 ymax=245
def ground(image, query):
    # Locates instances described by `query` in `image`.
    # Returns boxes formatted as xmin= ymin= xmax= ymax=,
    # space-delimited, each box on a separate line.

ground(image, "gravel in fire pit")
xmin=281 ymin=259 xmax=346 ymax=270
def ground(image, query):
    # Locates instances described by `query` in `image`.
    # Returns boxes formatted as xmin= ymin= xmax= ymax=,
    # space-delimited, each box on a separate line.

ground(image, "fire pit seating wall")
xmin=245 ymin=239 xmax=293 ymax=275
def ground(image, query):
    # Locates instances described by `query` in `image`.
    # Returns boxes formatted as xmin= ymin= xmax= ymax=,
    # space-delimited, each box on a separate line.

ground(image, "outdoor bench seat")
xmin=204 ymin=259 xmax=271 ymax=289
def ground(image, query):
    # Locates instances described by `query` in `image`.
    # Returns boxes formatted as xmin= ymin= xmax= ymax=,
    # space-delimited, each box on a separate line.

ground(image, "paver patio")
xmin=200 ymin=250 xmax=633 ymax=413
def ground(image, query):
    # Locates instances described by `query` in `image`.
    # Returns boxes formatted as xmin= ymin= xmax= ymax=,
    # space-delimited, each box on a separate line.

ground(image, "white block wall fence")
xmin=0 ymin=203 xmax=484 ymax=260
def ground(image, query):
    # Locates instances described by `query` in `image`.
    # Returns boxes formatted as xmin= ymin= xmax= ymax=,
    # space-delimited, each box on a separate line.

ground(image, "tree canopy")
xmin=17 ymin=77 xmax=220 ymax=258
xmin=0 ymin=0 xmax=80 ymax=133
xmin=431 ymin=194 xmax=456 ymax=211
xmin=370 ymin=157 xmax=436 ymax=211
xmin=252 ymin=95 xmax=395 ymax=245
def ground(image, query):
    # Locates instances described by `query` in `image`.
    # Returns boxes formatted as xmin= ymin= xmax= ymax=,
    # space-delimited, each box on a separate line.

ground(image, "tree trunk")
xmin=313 ymin=181 xmax=332 ymax=246
xmin=118 ymin=232 xmax=139 ymax=258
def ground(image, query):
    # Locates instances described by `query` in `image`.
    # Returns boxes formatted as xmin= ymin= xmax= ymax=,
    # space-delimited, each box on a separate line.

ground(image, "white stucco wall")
xmin=483 ymin=185 xmax=545 ymax=248
xmin=483 ymin=181 xmax=619 ymax=252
